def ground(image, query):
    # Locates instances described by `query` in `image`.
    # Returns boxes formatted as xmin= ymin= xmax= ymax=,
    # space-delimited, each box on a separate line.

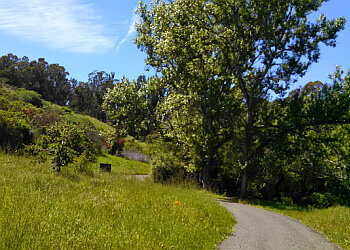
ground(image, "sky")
xmin=0 ymin=0 xmax=349 ymax=91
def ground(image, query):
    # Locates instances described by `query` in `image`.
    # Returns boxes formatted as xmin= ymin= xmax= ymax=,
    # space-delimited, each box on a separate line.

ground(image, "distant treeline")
xmin=0 ymin=53 xmax=143 ymax=122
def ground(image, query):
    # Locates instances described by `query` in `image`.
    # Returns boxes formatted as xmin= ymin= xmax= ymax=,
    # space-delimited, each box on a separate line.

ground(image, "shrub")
xmin=16 ymin=89 xmax=43 ymax=108
xmin=151 ymin=152 xmax=189 ymax=183
xmin=102 ymin=128 xmax=126 ymax=156
xmin=302 ymin=192 xmax=337 ymax=208
xmin=31 ymin=119 xmax=95 ymax=172
xmin=72 ymin=150 xmax=94 ymax=174
xmin=0 ymin=110 xmax=33 ymax=151
xmin=148 ymin=137 xmax=196 ymax=184
xmin=32 ymin=109 xmax=62 ymax=127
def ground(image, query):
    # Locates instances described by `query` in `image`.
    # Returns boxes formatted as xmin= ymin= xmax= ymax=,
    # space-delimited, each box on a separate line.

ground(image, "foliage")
xmin=65 ymin=111 xmax=111 ymax=134
xmin=1 ymin=81 xmax=116 ymax=160
xmin=69 ymin=71 xmax=116 ymax=121
xmin=122 ymin=136 xmax=151 ymax=162
xmin=0 ymin=110 xmax=33 ymax=151
xmin=103 ymin=77 xmax=159 ymax=139
xmin=16 ymin=88 xmax=43 ymax=108
xmin=134 ymin=0 xmax=346 ymax=198
xmin=0 ymin=54 xmax=71 ymax=106
xmin=30 ymin=119 xmax=95 ymax=172
xmin=245 ymin=68 xmax=350 ymax=206
xmin=101 ymin=127 xmax=126 ymax=156
xmin=0 ymin=151 xmax=235 ymax=249
xmin=124 ymin=136 xmax=150 ymax=153
xmin=147 ymin=134 xmax=197 ymax=184
xmin=0 ymin=55 xmax=118 ymax=122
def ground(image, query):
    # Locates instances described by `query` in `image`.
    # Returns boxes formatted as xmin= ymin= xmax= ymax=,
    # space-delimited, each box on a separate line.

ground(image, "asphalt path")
xmin=124 ymin=175 xmax=149 ymax=181
xmin=218 ymin=201 xmax=341 ymax=250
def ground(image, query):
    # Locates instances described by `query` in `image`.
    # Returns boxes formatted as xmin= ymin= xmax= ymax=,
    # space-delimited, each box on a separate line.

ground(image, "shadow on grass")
xmin=217 ymin=197 xmax=308 ymax=212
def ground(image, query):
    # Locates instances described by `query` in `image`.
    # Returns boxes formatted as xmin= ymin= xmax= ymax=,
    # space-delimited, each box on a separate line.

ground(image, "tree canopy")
xmin=0 ymin=54 xmax=71 ymax=106
xmin=133 ymin=0 xmax=346 ymax=198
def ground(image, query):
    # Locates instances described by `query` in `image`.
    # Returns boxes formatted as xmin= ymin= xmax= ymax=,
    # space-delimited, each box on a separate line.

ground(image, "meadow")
xmin=0 ymin=151 xmax=235 ymax=249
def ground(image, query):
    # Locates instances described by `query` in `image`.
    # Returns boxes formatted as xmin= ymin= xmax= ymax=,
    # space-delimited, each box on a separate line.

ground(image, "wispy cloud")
xmin=0 ymin=0 xmax=115 ymax=53
xmin=116 ymin=8 xmax=139 ymax=51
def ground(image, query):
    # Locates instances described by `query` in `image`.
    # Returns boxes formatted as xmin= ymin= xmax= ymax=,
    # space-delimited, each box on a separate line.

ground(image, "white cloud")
xmin=116 ymin=8 xmax=139 ymax=51
xmin=0 ymin=0 xmax=115 ymax=53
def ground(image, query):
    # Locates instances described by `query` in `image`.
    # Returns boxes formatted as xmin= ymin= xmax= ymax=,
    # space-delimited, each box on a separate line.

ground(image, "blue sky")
xmin=0 ymin=0 xmax=349 ymax=91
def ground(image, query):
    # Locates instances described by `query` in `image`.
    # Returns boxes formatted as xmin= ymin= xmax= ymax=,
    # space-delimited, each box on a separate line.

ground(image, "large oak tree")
xmin=134 ymin=0 xmax=345 ymax=198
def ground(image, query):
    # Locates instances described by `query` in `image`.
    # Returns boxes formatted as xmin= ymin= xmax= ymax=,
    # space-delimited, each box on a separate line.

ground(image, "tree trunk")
xmin=202 ymin=115 xmax=214 ymax=189
xmin=202 ymin=164 xmax=210 ymax=189
xmin=240 ymin=96 xmax=255 ymax=199
xmin=240 ymin=168 xmax=248 ymax=199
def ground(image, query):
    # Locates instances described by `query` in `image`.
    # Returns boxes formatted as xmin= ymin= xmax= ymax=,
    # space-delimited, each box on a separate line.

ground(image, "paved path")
xmin=124 ymin=175 xmax=149 ymax=181
xmin=218 ymin=201 xmax=341 ymax=250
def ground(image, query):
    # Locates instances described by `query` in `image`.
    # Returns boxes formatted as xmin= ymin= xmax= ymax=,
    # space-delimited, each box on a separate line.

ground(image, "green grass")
xmin=0 ymin=151 xmax=235 ymax=249
xmin=66 ymin=112 xmax=111 ymax=133
xmin=243 ymin=200 xmax=350 ymax=249
xmin=95 ymin=153 xmax=152 ymax=175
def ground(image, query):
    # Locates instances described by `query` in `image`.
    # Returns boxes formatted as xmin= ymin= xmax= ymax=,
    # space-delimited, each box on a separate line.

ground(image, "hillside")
xmin=0 ymin=81 xmax=152 ymax=176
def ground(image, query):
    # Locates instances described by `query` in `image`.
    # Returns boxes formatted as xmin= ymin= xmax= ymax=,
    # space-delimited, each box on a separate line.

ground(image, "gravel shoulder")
xmin=218 ymin=201 xmax=341 ymax=250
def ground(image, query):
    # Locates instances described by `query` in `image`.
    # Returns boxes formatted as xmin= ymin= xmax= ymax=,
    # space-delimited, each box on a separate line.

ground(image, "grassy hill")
xmin=96 ymin=153 xmax=151 ymax=175
xmin=0 ymin=151 xmax=235 ymax=249
xmin=0 ymin=81 xmax=151 ymax=173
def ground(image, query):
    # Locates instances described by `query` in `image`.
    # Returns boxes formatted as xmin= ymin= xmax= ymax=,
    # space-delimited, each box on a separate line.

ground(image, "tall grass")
xmin=0 ymin=151 xmax=235 ymax=249
xmin=247 ymin=200 xmax=350 ymax=249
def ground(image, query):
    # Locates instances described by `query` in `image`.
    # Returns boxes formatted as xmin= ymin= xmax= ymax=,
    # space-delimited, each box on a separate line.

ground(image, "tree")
xmin=103 ymin=76 xmax=159 ymax=139
xmin=33 ymin=119 xmax=95 ymax=172
xmin=46 ymin=63 xmax=71 ymax=106
xmin=0 ymin=54 xmax=28 ymax=88
xmin=69 ymin=80 xmax=95 ymax=115
xmin=0 ymin=54 xmax=71 ymax=106
xmin=247 ymin=67 xmax=350 ymax=205
xmin=25 ymin=58 xmax=71 ymax=106
xmin=70 ymin=71 xmax=116 ymax=121
xmin=136 ymin=0 xmax=345 ymax=198
xmin=0 ymin=110 xmax=33 ymax=151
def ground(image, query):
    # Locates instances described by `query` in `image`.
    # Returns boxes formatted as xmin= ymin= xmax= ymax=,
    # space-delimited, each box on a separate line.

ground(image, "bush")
xmin=102 ymin=128 xmax=126 ymax=156
xmin=0 ymin=110 xmax=33 ymax=151
xmin=32 ymin=109 xmax=62 ymax=127
xmin=30 ymin=119 xmax=95 ymax=172
xmin=302 ymin=192 xmax=337 ymax=208
xmin=150 ymin=146 xmax=195 ymax=184
xmin=72 ymin=150 xmax=94 ymax=174
xmin=17 ymin=89 xmax=43 ymax=108
xmin=145 ymin=134 xmax=197 ymax=184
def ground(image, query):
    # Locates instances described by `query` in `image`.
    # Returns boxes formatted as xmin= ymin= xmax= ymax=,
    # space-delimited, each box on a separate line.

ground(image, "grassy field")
xmin=247 ymin=200 xmax=350 ymax=249
xmin=0 ymin=151 xmax=235 ymax=249
xmin=96 ymin=153 xmax=152 ymax=175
